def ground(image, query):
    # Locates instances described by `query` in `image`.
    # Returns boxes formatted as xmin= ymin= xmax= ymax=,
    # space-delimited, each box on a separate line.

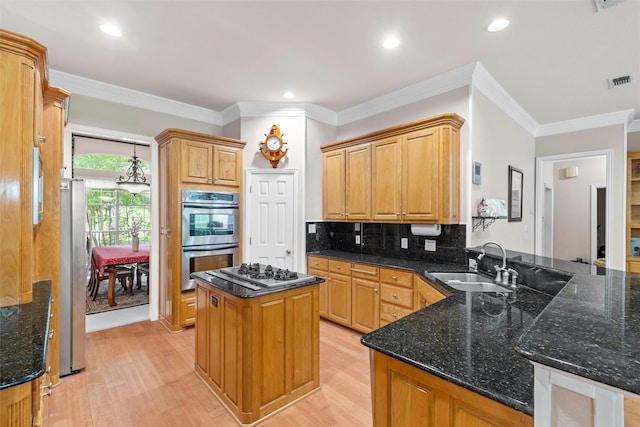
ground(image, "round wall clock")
xmin=259 ymin=124 xmax=288 ymax=168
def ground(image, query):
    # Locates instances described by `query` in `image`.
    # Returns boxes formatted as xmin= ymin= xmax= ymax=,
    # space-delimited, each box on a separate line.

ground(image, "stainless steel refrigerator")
xmin=59 ymin=178 xmax=87 ymax=376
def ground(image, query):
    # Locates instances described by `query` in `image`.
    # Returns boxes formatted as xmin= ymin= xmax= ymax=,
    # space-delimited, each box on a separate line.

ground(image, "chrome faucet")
xmin=477 ymin=241 xmax=508 ymax=284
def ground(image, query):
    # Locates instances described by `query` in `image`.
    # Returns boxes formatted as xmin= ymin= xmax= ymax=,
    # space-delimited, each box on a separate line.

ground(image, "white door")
xmin=247 ymin=170 xmax=296 ymax=269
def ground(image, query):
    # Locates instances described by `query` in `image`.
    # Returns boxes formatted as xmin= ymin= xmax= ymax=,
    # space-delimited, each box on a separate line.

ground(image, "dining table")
xmin=91 ymin=244 xmax=150 ymax=307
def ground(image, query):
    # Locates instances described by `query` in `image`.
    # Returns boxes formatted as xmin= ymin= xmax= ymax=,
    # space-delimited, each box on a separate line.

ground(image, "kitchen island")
xmin=191 ymin=269 xmax=324 ymax=426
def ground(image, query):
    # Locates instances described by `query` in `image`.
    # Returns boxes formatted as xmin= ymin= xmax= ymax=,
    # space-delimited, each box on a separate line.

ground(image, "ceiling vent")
xmin=608 ymin=75 xmax=634 ymax=89
xmin=595 ymin=0 xmax=626 ymax=11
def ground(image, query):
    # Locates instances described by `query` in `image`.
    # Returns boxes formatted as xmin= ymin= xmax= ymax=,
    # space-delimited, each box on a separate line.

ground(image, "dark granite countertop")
xmin=514 ymin=269 xmax=640 ymax=396
xmin=0 ymin=280 xmax=52 ymax=390
xmin=312 ymin=249 xmax=640 ymax=414
xmin=191 ymin=271 xmax=323 ymax=298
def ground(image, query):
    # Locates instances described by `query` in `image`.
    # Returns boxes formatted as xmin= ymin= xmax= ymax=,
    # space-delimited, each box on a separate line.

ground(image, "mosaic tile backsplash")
xmin=306 ymin=222 xmax=467 ymax=264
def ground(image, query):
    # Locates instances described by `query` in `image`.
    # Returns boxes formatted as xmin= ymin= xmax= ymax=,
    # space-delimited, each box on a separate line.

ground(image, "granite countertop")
xmin=515 ymin=269 xmax=640 ymax=396
xmin=314 ymin=249 xmax=640 ymax=414
xmin=0 ymin=280 xmax=52 ymax=390
xmin=191 ymin=271 xmax=324 ymax=298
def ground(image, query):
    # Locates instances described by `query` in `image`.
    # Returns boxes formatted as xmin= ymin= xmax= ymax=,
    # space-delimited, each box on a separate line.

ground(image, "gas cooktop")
xmin=206 ymin=263 xmax=316 ymax=290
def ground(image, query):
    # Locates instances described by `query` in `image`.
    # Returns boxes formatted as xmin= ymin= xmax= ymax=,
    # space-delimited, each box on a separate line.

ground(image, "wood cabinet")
xmin=0 ymin=30 xmax=49 ymax=307
xmin=155 ymin=129 xmax=245 ymax=331
xmin=351 ymin=263 xmax=380 ymax=333
xmin=322 ymin=113 xmax=464 ymax=224
xmin=194 ymin=279 xmax=320 ymax=425
xmin=371 ymin=350 xmax=533 ymax=427
xmin=627 ymin=151 xmax=640 ymax=272
xmin=327 ymin=259 xmax=352 ymax=326
xmin=322 ymin=144 xmax=371 ymax=220
xmin=379 ymin=268 xmax=414 ymax=327
xmin=414 ymin=275 xmax=446 ymax=310
xmin=307 ymin=255 xmax=329 ymax=317
xmin=306 ymin=255 xmax=447 ymax=332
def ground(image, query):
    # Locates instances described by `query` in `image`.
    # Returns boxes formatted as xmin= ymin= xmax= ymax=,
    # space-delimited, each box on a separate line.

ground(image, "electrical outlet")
xmin=401 ymin=237 xmax=408 ymax=249
xmin=355 ymin=235 xmax=361 ymax=245
xmin=424 ymin=239 xmax=436 ymax=251
xmin=308 ymin=223 xmax=316 ymax=234
xmin=469 ymin=259 xmax=477 ymax=270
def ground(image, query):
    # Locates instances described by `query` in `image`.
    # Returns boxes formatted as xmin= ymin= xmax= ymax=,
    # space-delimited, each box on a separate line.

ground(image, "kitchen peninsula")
xmin=308 ymin=249 xmax=640 ymax=426
xmin=191 ymin=267 xmax=324 ymax=425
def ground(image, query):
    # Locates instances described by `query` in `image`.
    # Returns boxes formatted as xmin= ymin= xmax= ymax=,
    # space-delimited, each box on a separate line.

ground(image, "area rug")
xmin=86 ymin=279 xmax=149 ymax=315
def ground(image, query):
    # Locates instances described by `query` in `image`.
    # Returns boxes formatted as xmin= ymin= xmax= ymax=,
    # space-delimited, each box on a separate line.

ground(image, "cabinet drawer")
xmin=307 ymin=256 xmax=328 ymax=271
xmin=329 ymin=259 xmax=351 ymax=274
xmin=380 ymin=284 xmax=413 ymax=308
xmin=380 ymin=302 xmax=413 ymax=324
xmin=628 ymin=260 xmax=640 ymax=274
xmin=181 ymin=294 xmax=196 ymax=326
xmin=351 ymin=263 xmax=379 ymax=280
xmin=380 ymin=268 xmax=413 ymax=288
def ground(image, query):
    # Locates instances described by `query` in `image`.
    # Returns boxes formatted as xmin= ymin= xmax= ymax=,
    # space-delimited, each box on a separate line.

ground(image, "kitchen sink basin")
xmin=430 ymin=272 xmax=512 ymax=293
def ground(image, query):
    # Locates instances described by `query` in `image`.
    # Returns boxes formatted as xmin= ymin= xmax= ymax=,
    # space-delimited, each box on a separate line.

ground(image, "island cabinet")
xmin=194 ymin=280 xmax=320 ymax=425
xmin=371 ymin=350 xmax=533 ymax=427
xmin=322 ymin=113 xmax=464 ymax=224
xmin=154 ymin=129 xmax=245 ymax=331
xmin=322 ymin=144 xmax=371 ymax=220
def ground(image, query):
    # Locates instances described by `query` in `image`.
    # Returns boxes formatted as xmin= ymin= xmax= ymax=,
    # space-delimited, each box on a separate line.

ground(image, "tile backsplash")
xmin=306 ymin=222 xmax=467 ymax=264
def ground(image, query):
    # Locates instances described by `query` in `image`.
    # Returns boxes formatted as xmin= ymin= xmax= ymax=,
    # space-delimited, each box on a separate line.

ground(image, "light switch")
xmin=355 ymin=235 xmax=361 ymax=244
xmin=401 ymin=238 xmax=408 ymax=249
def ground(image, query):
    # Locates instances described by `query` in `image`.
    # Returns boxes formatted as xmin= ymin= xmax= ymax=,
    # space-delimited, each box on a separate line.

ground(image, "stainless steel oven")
xmin=182 ymin=190 xmax=239 ymax=247
xmin=182 ymin=244 xmax=239 ymax=292
xmin=181 ymin=190 xmax=240 ymax=292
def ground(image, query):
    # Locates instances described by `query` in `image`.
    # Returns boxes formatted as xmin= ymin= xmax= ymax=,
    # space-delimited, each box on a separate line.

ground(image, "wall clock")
xmin=259 ymin=124 xmax=288 ymax=168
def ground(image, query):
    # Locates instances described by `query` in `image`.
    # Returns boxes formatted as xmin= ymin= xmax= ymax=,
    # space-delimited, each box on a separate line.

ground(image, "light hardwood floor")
xmin=47 ymin=319 xmax=372 ymax=426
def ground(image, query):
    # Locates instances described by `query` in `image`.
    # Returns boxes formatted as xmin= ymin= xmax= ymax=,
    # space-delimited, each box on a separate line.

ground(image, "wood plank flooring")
xmin=47 ymin=319 xmax=372 ymax=426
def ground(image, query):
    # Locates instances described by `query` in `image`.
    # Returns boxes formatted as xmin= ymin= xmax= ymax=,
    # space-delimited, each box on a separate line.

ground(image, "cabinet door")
xmin=372 ymin=136 xmax=403 ymax=221
xmin=195 ymin=283 xmax=208 ymax=374
xmin=213 ymin=145 xmax=241 ymax=187
xmin=414 ymin=276 xmax=446 ymax=310
xmin=345 ymin=144 xmax=371 ymax=220
xmin=309 ymin=267 xmax=328 ymax=318
xmin=158 ymin=143 xmax=173 ymax=324
xmin=208 ymin=289 xmax=224 ymax=389
xmin=181 ymin=139 xmax=213 ymax=184
xmin=323 ymin=150 xmax=346 ymax=219
xmin=327 ymin=272 xmax=352 ymax=326
xmin=352 ymin=277 xmax=379 ymax=333
xmin=402 ymin=128 xmax=440 ymax=222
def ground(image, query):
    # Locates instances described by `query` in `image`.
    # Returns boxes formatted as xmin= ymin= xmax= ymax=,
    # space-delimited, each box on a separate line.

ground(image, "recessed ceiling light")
xmin=382 ymin=37 xmax=400 ymax=49
xmin=282 ymin=91 xmax=295 ymax=99
xmin=100 ymin=23 xmax=122 ymax=37
xmin=487 ymin=18 xmax=510 ymax=32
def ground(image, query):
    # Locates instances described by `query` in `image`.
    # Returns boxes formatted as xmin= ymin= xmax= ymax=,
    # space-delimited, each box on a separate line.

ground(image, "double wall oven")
xmin=182 ymin=190 xmax=239 ymax=292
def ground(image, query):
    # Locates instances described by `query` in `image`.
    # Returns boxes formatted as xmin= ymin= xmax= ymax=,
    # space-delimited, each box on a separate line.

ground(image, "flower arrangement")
xmin=129 ymin=219 xmax=141 ymax=237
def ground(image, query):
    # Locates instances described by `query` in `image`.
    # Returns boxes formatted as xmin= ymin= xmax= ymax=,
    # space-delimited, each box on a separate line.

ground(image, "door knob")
xmin=286 ymin=249 xmax=291 ymax=255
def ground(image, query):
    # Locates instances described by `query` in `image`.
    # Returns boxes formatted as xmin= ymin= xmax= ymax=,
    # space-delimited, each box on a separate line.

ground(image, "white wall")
xmin=306 ymin=118 xmax=336 ymax=221
xmin=536 ymin=125 xmax=626 ymax=271
xmin=552 ymin=157 xmax=606 ymax=262
xmin=470 ymin=89 xmax=535 ymax=252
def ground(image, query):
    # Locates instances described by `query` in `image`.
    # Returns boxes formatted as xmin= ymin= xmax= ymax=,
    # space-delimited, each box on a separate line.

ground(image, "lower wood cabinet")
xmin=306 ymin=255 xmax=448 ymax=332
xmin=194 ymin=280 xmax=320 ymax=425
xmin=180 ymin=293 xmax=196 ymax=327
xmin=371 ymin=350 xmax=533 ymax=427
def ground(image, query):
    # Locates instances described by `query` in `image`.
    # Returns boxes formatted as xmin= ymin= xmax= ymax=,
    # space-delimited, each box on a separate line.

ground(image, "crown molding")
xmin=629 ymin=119 xmax=640 ymax=133
xmin=336 ymin=63 xmax=476 ymax=126
xmin=536 ymin=109 xmax=635 ymax=137
xmin=49 ymin=69 xmax=222 ymax=125
xmin=220 ymin=102 xmax=337 ymax=126
xmin=471 ymin=63 xmax=539 ymax=136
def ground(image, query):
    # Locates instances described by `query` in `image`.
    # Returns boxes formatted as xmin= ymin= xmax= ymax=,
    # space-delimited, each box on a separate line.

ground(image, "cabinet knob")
xmin=393 ymin=313 xmax=397 ymax=318
xmin=401 ymin=212 xmax=406 ymax=216
xmin=337 ymin=266 xmax=341 ymax=270
xmin=374 ymin=288 xmax=378 ymax=293
xmin=208 ymin=177 xmax=213 ymax=181
xmin=393 ymin=293 xmax=397 ymax=298
xmin=48 ymin=330 xmax=54 ymax=339
xmin=392 ymin=276 xmax=397 ymax=280
xmin=35 ymin=135 xmax=46 ymax=144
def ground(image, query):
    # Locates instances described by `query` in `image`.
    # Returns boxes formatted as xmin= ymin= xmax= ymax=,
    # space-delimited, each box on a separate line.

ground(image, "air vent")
xmin=608 ymin=75 xmax=634 ymax=89
xmin=595 ymin=0 xmax=626 ymax=11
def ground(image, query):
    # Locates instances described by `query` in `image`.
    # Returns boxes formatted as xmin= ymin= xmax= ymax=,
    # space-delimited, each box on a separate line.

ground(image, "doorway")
xmin=535 ymin=150 xmax=611 ymax=265
xmin=246 ymin=169 xmax=298 ymax=269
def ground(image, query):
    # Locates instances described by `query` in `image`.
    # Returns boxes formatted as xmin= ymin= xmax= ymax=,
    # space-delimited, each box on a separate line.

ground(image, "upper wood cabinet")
xmin=322 ymin=113 xmax=464 ymax=224
xmin=322 ymin=144 xmax=371 ymax=220
xmin=178 ymin=134 xmax=243 ymax=188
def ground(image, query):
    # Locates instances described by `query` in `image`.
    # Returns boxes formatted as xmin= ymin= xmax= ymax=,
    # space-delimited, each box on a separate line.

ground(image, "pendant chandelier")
xmin=116 ymin=142 xmax=150 ymax=195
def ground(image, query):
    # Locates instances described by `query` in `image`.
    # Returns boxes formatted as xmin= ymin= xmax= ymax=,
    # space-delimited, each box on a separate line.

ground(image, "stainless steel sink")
xmin=431 ymin=272 xmax=512 ymax=293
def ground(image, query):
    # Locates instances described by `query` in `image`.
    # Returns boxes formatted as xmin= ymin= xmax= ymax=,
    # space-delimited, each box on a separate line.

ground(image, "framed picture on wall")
xmin=508 ymin=166 xmax=523 ymax=222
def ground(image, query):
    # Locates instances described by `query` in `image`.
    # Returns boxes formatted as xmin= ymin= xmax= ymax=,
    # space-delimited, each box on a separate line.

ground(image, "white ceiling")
xmin=1 ymin=0 xmax=639 ymax=127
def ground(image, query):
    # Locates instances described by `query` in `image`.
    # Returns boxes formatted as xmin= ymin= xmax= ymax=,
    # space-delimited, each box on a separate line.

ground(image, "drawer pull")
xmin=393 ymin=293 xmax=397 ymax=298
xmin=351 ymin=268 xmax=378 ymax=275
xmin=393 ymin=313 xmax=397 ymax=318
xmin=336 ymin=265 xmax=341 ymax=270
xmin=392 ymin=276 xmax=398 ymax=280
